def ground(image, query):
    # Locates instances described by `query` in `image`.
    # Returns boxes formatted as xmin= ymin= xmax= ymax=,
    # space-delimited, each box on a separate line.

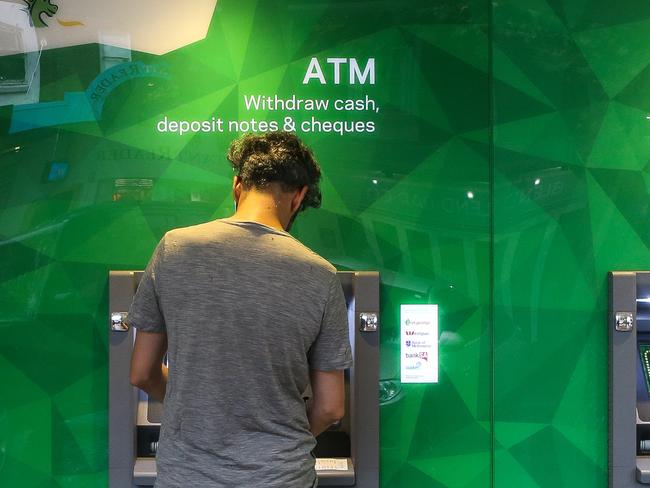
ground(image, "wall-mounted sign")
xmin=400 ymin=304 xmax=438 ymax=384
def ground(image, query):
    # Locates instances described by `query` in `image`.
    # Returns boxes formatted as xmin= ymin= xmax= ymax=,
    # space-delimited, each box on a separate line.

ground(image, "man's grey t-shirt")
xmin=127 ymin=219 xmax=353 ymax=488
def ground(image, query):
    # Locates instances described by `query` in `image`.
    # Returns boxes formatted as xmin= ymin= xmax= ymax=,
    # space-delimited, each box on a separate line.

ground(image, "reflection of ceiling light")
xmin=534 ymin=178 xmax=541 ymax=186
xmin=14 ymin=146 xmax=21 ymax=151
xmin=467 ymin=191 xmax=474 ymax=199
xmin=637 ymin=298 xmax=650 ymax=303
xmin=0 ymin=0 xmax=219 ymax=57
xmin=372 ymin=179 xmax=378 ymax=185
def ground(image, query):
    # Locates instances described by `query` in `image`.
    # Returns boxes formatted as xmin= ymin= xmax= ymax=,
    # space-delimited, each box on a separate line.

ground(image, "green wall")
xmin=0 ymin=0 xmax=647 ymax=486
xmin=493 ymin=1 xmax=650 ymax=486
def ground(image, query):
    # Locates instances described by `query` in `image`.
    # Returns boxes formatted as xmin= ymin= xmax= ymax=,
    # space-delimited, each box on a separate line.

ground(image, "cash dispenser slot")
xmin=109 ymin=270 xmax=379 ymax=488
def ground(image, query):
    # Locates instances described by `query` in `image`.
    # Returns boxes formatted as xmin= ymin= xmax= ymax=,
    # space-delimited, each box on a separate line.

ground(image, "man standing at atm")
xmin=127 ymin=131 xmax=352 ymax=488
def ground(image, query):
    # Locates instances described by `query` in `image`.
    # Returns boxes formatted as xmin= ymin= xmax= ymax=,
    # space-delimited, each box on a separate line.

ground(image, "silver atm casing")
xmin=609 ymin=271 xmax=650 ymax=487
xmin=109 ymin=270 xmax=379 ymax=488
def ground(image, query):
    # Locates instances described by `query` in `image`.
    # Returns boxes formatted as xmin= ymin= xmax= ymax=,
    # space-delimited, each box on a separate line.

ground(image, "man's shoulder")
xmin=160 ymin=220 xmax=338 ymax=276
xmin=161 ymin=220 xmax=225 ymax=243
xmin=282 ymin=236 xmax=337 ymax=275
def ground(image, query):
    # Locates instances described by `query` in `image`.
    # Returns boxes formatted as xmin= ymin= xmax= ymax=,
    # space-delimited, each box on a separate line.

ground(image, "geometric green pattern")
xmin=494 ymin=1 xmax=650 ymax=486
xmin=10 ymin=0 xmax=649 ymax=486
xmin=0 ymin=2 xmax=491 ymax=487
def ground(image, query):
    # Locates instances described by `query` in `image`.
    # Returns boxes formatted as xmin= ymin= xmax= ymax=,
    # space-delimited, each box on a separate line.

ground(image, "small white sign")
xmin=400 ymin=304 xmax=438 ymax=383
xmin=315 ymin=458 xmax=349 ymax=471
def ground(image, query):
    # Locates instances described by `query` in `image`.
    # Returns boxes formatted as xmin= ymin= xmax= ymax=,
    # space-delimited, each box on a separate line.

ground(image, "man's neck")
xmin=229 ymin=192 xmax=287 ymax=231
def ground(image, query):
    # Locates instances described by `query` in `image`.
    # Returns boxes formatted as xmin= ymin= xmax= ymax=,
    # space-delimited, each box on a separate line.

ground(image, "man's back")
xmin=128 ymin=219 xmax=352 ymax=488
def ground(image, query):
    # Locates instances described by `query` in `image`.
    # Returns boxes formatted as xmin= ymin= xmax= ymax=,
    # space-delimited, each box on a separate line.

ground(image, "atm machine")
xmin=609 ymin=271 xmax=650 ymax=487
xmin=109 ymin=270 xmax=380 ymax=488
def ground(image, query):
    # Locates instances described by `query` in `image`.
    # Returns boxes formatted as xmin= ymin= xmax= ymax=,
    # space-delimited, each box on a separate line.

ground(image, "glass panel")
xmin=491 ymin=1 xmax=650 ymax=486
xmin=0 ymin=1 xmax=491 ymax=487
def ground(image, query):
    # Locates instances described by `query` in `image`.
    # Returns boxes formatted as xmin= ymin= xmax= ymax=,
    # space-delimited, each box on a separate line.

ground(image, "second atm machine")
xmin=109 ymin=270 xmax=380 ymax=488
xmin=610 ymin=271 xmax=650 ymax=487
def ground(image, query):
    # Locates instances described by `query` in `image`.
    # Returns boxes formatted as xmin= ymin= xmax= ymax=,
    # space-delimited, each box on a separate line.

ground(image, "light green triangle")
xmin=459 ymin=468 xmax=492 ymax=488
xmin=0 ymin=260 xmax=54 ymax=318
xmin=11 ymin=262 xmax=94 ymax=315
xmin=61 ymin=208 xmax=158 ymax=264
xmin=612 ymin=101 xmax=650 ymax=168
xmin=2 ymin=453 xmax=51 ymax=487
xmin=587 ymin=104 xmax=650 ymax=170
xmin=461 ymin=127 xmax=489 ymax=145
xmin=62 ymin=116 xmax=105 ymax=138
xmin=379 ymin=384 xmax=426 ymax=483
xmin=493 ymin=47 xmax=555 ymax=107
xmin=409 ymin=445 xmax=490 ymax=485
xmin=561 ymin=0 xmax=592 ymax=29
xmin=3 ymin=394 xmax=52 ymax=475
xmin=218 ymin=0 xmax=259 ymax=78
xmin=494 ymin=421 xmax=548 ymax=450
xmin=106 ymin=85 xmax=236 ymax=159
xmin=643 ymin=172 xmax=650 ymax=194
xmin=494 ymin=112 xmax=583 ymax=166
xmin=575 ymin=19 xmax=650 ymax=98
xmin=358 ymin=139 xmax=454 ymax=221
xmin=378 ymin=28 xmax=454 ymax=131
xmin=404 ymin=24 xmax=488 ymax=72
xmin=318 ymin=174 xmax=353 ymax=217
xmin=0 ymin=214 xmax=62 ymax=260
xmin=280 ymin=5 xmax=330 ymax=60
xmin=494 ymin=112 xmax=557 ymax=153
xmin=54 ymin=472 xmax=106 ymax=487
xmin=494 ymin=450 xmax=542 ymax=487
xmin=52 ymin=370 xmax=103 ymax=421
xmin=181 ymin=20 xmax=237 ymax=81
xmin=587 ymin=171 xmax=650 ymax=268
xmin=157 ymin=159 xmax=233 ymax=185
xmin=552 ymin=325 xmax=606 ymax=465
xmin=0 ymin=355 xmax=48 ymax=408
xmin=587 ymin=102 xmax=645 ymax=170
xmin=407 ymin=59 xmax=453 ymax=132
xmin=505 ymin=222 xmax=594 ymax=310
xmin=506 ymin=0 xmax=567 ymax=30
xmin=440 ymin=308 xmax=484 ymax=414
xmin=54 ymin=408 xmax=101 ymax=469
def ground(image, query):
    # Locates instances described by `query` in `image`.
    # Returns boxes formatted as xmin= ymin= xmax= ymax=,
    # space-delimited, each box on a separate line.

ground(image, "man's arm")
xmin=307 ymin=369 xmax=345 ymax=437
xmin=130 ymin=330 xmax=168 ymax=402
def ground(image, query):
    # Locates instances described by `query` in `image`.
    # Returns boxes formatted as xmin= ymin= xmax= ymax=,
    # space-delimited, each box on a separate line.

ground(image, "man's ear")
xmin=291 ymin=186 xmax=309 ymax=213
xmin=233 ymin=176 xmax=243 ymax=205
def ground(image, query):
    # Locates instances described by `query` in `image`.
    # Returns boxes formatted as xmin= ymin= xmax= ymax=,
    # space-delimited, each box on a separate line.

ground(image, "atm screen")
xmin=639 ymin=344 xmax=650 ymax=394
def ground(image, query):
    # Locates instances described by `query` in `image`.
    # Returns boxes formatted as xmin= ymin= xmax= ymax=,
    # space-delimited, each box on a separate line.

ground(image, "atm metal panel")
xmin=109 ymin=270 xmax=379 ymax=488
xmin=610 ymin=271 xmax=650 ymax=487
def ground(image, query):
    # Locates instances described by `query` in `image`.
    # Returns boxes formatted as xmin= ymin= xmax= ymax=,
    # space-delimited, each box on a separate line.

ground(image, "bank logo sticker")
xmin=401 ymin=304 xmax=438 ymax=383
xmin=405 ymin=352 xmax=428 ymax=361
xmin=405 ymin=362 xmax=422 ymax=370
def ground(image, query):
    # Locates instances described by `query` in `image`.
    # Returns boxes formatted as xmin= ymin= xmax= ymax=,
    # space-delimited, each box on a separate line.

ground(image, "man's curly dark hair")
xmin=227 ymin=132 xmax=322 ymax=211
